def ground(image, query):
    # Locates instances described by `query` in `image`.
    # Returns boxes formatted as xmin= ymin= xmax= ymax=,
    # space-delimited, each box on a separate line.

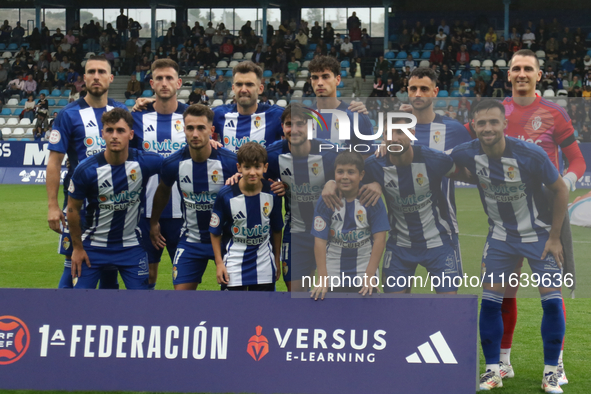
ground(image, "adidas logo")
xmin=233 ymin=211 xmax=246 ymax=220
xmin=332 ymin=213 xmax=343 ymax=221
xmin=385 ymin=179 xmax=397 ymax=188
xmin=406 ymin=331 xmax=457 ymax=364
xmin=477 ymin=168 xmax=489 ymax=177
xmin=86 ymin=120 xmax=97 ymax=128
xmin=145 ymin=125 xmax=155 ymax=133
xmin=100 ymin=180 xmax=112 ymax=189
xmin=281 ymin=168 xmax=292 ymax=176
xmin=180 ymin=175 xmax=191 ymax=183
xmin=225 ymin=120 xmax=236 ymax=128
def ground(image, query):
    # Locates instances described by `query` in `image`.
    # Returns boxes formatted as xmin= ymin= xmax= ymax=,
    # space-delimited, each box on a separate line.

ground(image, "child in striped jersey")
xmin=311 ymin=152 xmax=389 ymax=300
xmin=210 ymin=142 xmax=284 ymax=291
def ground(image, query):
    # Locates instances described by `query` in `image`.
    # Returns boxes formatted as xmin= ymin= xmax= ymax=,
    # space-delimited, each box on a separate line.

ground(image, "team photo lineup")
xmin=1 ymin=8 xmax=590 ymax=393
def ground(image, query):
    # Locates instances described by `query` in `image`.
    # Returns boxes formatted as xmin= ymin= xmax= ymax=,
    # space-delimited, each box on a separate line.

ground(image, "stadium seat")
xmin=435 ymin=100 xmax=446 ymax=108
xmin=215 ymin=69 xmax=224 ymax=77
xmin=232 ymin=52 xmax=244 ymax=60
xmin=19 ymin=118 xmax=31 ymax=125
xmin=535 ymin=89 xmax=542 ymax=96
xmin=223 ymin=99 xmax=232 ymax=105
xmin=225 ymin=70 xmax=233 ymax=77
xmin=303 ymin=52 xmax=314 ymax=60
xmin=337 ymin=81 xmax=344 ymax=88
xmin=449 ymin=99 xmax=459 ymax=107
xmin=276 ymin=99 xmax=287 ymax=107
xmin=396 ymin=51 xmax=407 ymax=59
xmin=389 ymin=34 xmax=398 ymax=41
xmin=394 ymin=60 xmax=404 ymax=68
xmin=84 ymin=52 xmax=96 ymax=59
xmin=419 ymin=60 xmax=430 ymax=68
xmin=18 ymin=99 xmax=27 ymax=105
xmin=292 ymin=90 xmax=303 ymax=98
xmin=341 ymin=70 xmax=347 ymax=77
xmin=421 ymin=51 xmax=431 ymax=59
xmin=188 ymin=70 xmax=198 ymax=77
xmin=142 ymin=90 xmax=153 ymax=97
xmin=263 ymin=70 xmax=272 ymax=77
xmin=6 ymin=98 xmax=18 ymax=106
xmin=206 ymin=90 xmax=215 ymax=97
xmin=384 ymin=51 xmax=395 ymax=59
xmin=308 ymin=43 xmax=317 ymax=51
xmin=453 ymin=81 xmax=460 ymax=88
xmin=303 ymin=99 xmax=313 ymax=107
xmin=0 ymin=44 xmax=4 ymax=50
xmin=47 ymin=99 xmax=55 ymax=106
xmin=538 ymin=59 xmax=545 ymax=68
xmin=556 ymin=99 xmax=567 ymax=107
xmin=0 ymin=118 xmax=4 ymax=125
xmin=1 ymin=128 xmax=11 ymax=137
xmin=211 ymin=99 xmax=224 ymax=108
xmin=2 ymin=51 xmax=12 ymax=58
xmin=482 ymin=59 xmax=494 ymax=69
xmin=536 ymin=50 xmax=546 ymax=59
xmin=24 ymin=128 xmax=34 ymax=136
xmin=470 ymin=60 xmax=481 ymax=68
xmin=216 ymin=60 xmax=228 ymax=68
xmin=411 ymin=51 xmax=420 ymax=59
xmin=336 ymin=91 xmax=341 ymax=97
xmin=437 ymin=90 xmax=449 ymax=97
xmin=51 ymin=89 xmax=61 ymax=97
xmin=451 ymin=90 xmax=461 ymax=97
xmin=39 ymin=89 xmax=49 ymax=97
xmin=340 ymin=60 xmax=350 ymax=68
xmin=495 ymin=60 xmax=507 ymax=67
xmin=7 ymin=43 xmax=17 ymax=50
xmin=125 ymin=99 xmax=135 ymax=106
xmin=228 ymin=60 xmax=239 ymax=68
xmin=1 ymin=108 xmax=11 ymax=115
xmin=469 ymin=81 xmax=476 ymax=87
xmin=302 ymin=60 xmax=311 ymax=69
xmin=57 ymin=99 xmax=69 ymax=106
xmin=11 ymin=127 xmax=24 ymax=136
xmin=61 ymin=90 xmax=71 ymax=97
xmin=178 ymin=90 xmax=190 ymax=98
xmin=543 ymin=89 xmax=555 ymax=97
xmin=299 ymin=70 xmax=309 ymax=78
xmin=295 ymin=81 xmax=306 ymax=89
xmin=12 ymin=108 xmax=21 ymax=115
xmin=423 ymin=43 xmax=435 ymax=50
xmin=244 ymin=52 xmax=253 ymax=60
xmin=177 ymin=99 xmax=186 ymax=104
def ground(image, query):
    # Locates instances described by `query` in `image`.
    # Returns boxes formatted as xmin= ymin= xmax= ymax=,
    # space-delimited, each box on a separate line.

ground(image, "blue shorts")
xmin=383 ymin=234 xmax=463 ymax=293
xmin=73 ymin=245 xmax=149 ymax=290
xmin=286 ymin=232 xmax=316 ymax=283
xmin=172 ymin=239 xmax=214 ymax=285
xmin=481 ymin=236 xmax=562 ymax=288
xmin=139 ymin=217 xmax=183 ymax=264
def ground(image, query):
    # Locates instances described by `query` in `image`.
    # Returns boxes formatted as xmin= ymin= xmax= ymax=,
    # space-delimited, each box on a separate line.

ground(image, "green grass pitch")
xmin=0 ymin=184 xmax=590 ymax=394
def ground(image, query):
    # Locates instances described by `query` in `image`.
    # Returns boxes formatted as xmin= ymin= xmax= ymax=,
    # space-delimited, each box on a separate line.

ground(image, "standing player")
xmin=68 ymin=108 xmax=162 ymax=289
xmin=451 ymin=100 xmax=568 ymax=393
xmin=364 ymin=118 xmax=464 ymax=295
xmin=46 ymin=55 xmax=128 ymax=289
xmin=150 ymin=104 xmax=238 ymax=290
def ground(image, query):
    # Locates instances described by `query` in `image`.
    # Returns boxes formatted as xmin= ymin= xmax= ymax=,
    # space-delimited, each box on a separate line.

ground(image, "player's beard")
xmin=237 ymin=94 xmax=256 ymax=108
xmin=87 ymin=85 xmax=108 ymax=98
xmin=410 ymin=97 xmax=432 ymax=110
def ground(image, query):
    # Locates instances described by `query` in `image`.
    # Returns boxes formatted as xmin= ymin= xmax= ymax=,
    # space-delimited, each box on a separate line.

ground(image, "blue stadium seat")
xmin=587 ymin=32 xmax=591 ymax=40
xmin=587 ymin=50 xmax=591 ymax=57
xmin=112 ymin=52 xmax=119 ymax=58
xmin=204 ymin=70 xmax=209 ymax=76
xmin=326 ymin=44 xmax=331 ymax=50
xmin=125 ymin=99 xmax=135 ymax=106
xmin=7 ymin=43 xmax=17 ymax=50
xmin=561 ymin=58 xmax=569 ymax=65
xmin=455 ymin=70 xmax=462 ymax=77
xmin=389 ymin=34 xmax=398 ymax=42
xmin=423 ymin=43 xmax=435 ymax=50
xmin=0 ymin=43 xmax=5 ymax=50
xmin=340 ymin=60 xmax=350 ymax=68
xmin=82 ymin=43 xmax=88 ymax=51
xmin=394 ymin=60 xmax=404 ymax=68
xmin=470 ymin=70 xmax=476 ymax=76
xmin=216 ymin=69 xmax=224 ymax=76
xmin=449 ymin=100 xmax=459 ymax=107
xmin=142 ymin=90 xmax=153 ymax=97
xmin=19 ymin=99 xmax=27 ymax=105
xmin=384 ymin=51 xmax=395 ymax=59
xmin=305 ymin=52 xmax=314 ymax=60
xmin=485 ymin=70 xmax=491 ymax=76
xmin=1 ymin=108 xmax=11 ymax=115
xmin=411 ymin=51 xmax=420 ymax=59
xmin=336 ymin=91 xmax=341 ymax=97
xmin=396 ymin=51 xmax=407 ymax=59
xmin=51 ymin=89 xmax=61 ymax=97
xmin=263 ymin=70 xmax=272 ymax=77
xmin=370 ymin=119 xmax=377 ymax=127
xmin=438 ymin=90 xmax=449 ymax=97
xmin=47 ymin=99 xmax=55 ymax=106
xmin=308 ymin=43 xmax=317 ymax=51
xmin=21 ymin=43 xmax=29 ymax=49
xmin=338 ymin=81 xmax=344 ymax=88
xmin=225 ymin=70 xmax=233 ymax=77
xmin=435 ymin=100 xmax=447 ymax=108
xmin=177 ymin=44 xmax=185 ymax=50
xmin=57 ymin=99 xmax=68 ymax=106
xmin=7 ymin=138 xmax=18 ymax=141
xmin=62 ymin=90 xmax=71 ymax=97
xmin=340 ymin=70 xmax=347 ymax=77
xmin=453 ymin=81 xmax=460 ymax=88
xmin=303 ymin=99 xmax=313 ymax=107
xmin=39 ymin=89 xmax=49 ymax=97
xmin=469 ymin=81 xmax=476 ymax=87
xmin=451 ymin=90 xmax=461 ymax=97
xmin=13 ymin=108 xmax=21 ymax=115
xmin=421 ymin=51 xmax=431 ymax=59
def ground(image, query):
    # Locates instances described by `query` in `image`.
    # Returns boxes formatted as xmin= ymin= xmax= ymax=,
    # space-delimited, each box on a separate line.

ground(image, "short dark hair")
xmin=237 ymin=141 xmax=268 ymax=165
xmin=308 ymin=56 xmax=340 ymax=78
xmin=151 ymin=58 xmax=180 ymax=74
xmin=85 ymin=55 xmax=111 ymax=72
xmin=183 ymin=104 xmax=214 ymax=123
xmin=282 ymin=102 xmax=313 ymax=123
xmin=511 ymin=49 xmax=540 ymax=68
xmin=472 ymin=99 xmax=505 ymax=117
xmin=233 ymin=60 xmax=263 ymax=80
xmin=334 ymin=151 xmax=364 ymax=173
xmin=102 ymin=108 xmax=133 ymax=129
xmin=409 ymin=67 xmax=438 ymax=83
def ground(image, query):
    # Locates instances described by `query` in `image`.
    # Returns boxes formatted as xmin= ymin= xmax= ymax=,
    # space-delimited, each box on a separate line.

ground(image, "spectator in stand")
xmin=0 ymin=20 xmax=12 ymax=44
xmin=376 ymin=55 xmax=390 ymax=75
xmin=546 ymin=37 xmax=559 ymax=56
xmin=488 ymin=66 xmax=504 ymax=97
xmin=522 ymin=28 xmax=535 ymax=49
xmin=396 ymin=85 xmax=408 ymax=102
xmin=484 ymin=36 xmax=495 ymax=59
xmin=265 ymin=77 xmax=277 ymax=99
xmin=28 ymin=27 xmax=42 ymax=51
xmin=456 ymin=102 xmax=469 ymax=123
xmin=116 ymin=8 xmax=128 ymax=45
xmin=579 ymin=123 xmax=591 ymax=142
xmin=34 ymin=110 xmax=49 ymax=140
xmin=474 ymin=76 xmax=487 ymax=96
xmin=191 ymin=67 xmax=207 ymax=90
xmin=360 ymin=28 xmax=371 ymax=58
xmin=324 ymin=22 xmax=335 ymax=45
xmin=456 ymin=45 xmax=470 ymax=68
xmin=328 ymin=46 xmax=340 ymax=60
xmin=271 ymin=55 xmax=286 ymax=79
xmin=438 ymin=63 xmax=453 ymax=91
xmin=10 ymin=21 xmax=24 ymax=47
xmin=276 ymin=75 xmax=292 ymax=101
xmin=350 ymin=57 xmax=365 ymax=98
xmin=287 ymin=56 xmax=299 ymax=82
xmin=296 ymin=29 xmax=308 ymax=47
xmin=241 ymin=21 xmax=253 ymax=38
xmin=20 ymin=95 xmax=36 ymax=121
xmin=444 ymin=104 xmax=457 ymax=119
xmin=36 ymin=93 xmax=48 ymax=111
xmin=213 ymin=74 xmax=229 ymax=102
xmin=220 ymin=38 xmax=234 ymax=57
xmin=340 ymin=37 xmax=354 ymax=60
xmin=303 ymin=76 xmax=314 ymax=97
xmin=404 ymin=54 xmax=416 ymax=72
xmin=23 ymin=74 xmax=37 ymax=97
xmin=124 ymin=74 xmax=141 ymax=100
xmin=129 ymin=18 xmax=141 ymax=40
xmin=349 ymin=24 xmax=362 ymax=57
xmin=567 ymin=102 xmax=586 ymax=131
xmin=563 ymin=58 xmax=578 ymax=79
xmin=54 ymin=66 xmax=66 ymax=88
xmin=471 ymin=38 xmax=483 ymax=60
xmin=370 ymin=76 xmax=385 ymax=97
xmin=385 ymin=78 xmax=396 ymax=97
xmin=73 ymin=75 xmax=85 ymax=93
xmin=51 ymin=28 xmax=65 ymax=51
xmin=311 ymin=22 xmax=322 ymax=43
xmin=3 ymin=74 xmax=25 ymax=100
xmin=568 ymin=75 xmax=582 ymax=97
xmin=233 ymin=31 xmax=247 ymax=54
xmin=398 ymin=28 xmax=411 ymax=51
xmin=435 ymin=28 xmax=447 ymax=50
xmin=430 ymin=45 xmax=444 ymax=65
xmin=572 ymin=35 xmax=585 ymax=58
xmin=347 ymin=12 xmax=361 ymax=33
xmin=188 ymin=87 xmax=208 ymax=105
xmin=388 ymin=67 xmax=400 ymax=84
xmin=64 ymin=67 xmax=79 ymax=90
xmin=495 ymin=36 xmax=510 ymax=60
xmin=410 ymin=31 xmax=422 ymax=50
xmin=0 ymin=64 xmax=7 ymax=91
xmin=542 ymin=65 xmax=558 ymax=90
xmin=472 ymin=66 xmax=489 ymax=83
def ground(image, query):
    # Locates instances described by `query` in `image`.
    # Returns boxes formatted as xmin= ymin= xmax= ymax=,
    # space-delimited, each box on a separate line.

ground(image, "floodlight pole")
xmin=383 ymin=1 xmax=391 ymax=54
xmin=504 ymin=0 xmax=511 ymax=39
xmin=151 ymin=3 xmax=157 ymax=52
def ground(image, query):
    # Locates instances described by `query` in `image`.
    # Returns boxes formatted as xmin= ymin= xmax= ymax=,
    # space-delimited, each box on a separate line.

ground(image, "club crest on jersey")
xmin=532 ymin=116 xmax=542 ymax=130
xmin=416 ymin=173 xmax=425 ymax=186
xmin=62 ymin=236 xmax=71 ymax=250
xmin=175 ymin=120 xmax=183 ymax=132
xmin=334 ymin=117 xmax=339 ymax=131
xmin=128 ymin=169 xmax=137 ymax=182
xmin=506 ymin=166 xmax=515 ymax=180
xmin=356 ymin=209 xmax=365 ymax=222
xmin=311 ymin=162 xmax=319 ymax=175
xmin=433 ymin=131 xmax=441 ymax=143
xmin=211 ymin=170 xmax=220 ymax=183
xmin=254 ymin=116 xmax=263 ymax=129
xmin=262 ymin=201 xmax=271 ymax=217
xmin=172 ymin=266 xmax=178 ymax=280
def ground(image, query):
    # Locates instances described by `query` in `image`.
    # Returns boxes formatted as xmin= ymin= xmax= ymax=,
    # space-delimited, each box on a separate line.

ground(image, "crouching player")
xmin=210 ymin=142 xmax=283 ymax=291
xmin=67 ymin=108 xmax=163 ymax=289
xmin=364 ymin=118 xmax=463 ymax=294
xmin=311 ymin=151 xmax=389 ymax=300
xmin=450 ymin=100 xmax=568 ymax=393
xmin=150 ymin=104 xmax=238 ymax=290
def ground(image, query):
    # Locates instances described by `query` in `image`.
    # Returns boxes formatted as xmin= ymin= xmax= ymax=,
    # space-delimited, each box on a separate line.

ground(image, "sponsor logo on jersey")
xmin=506 ymin=166 xmax=515 ymax=180
xmin=224 ymin=136 xmax=266 ymax=149
xmin=331 ymin=213 xmax=343 ymax=221
xmin=98 ymin=189 xmax=142 ymax=204
xmin=356 ymin=209 xmax=365 ymax=223
xmin=85 ymin=120 xmax=97 ymax=128
xmin=476 ymin=167 xmax=489 ymax=177
xmin=142 ymin=140 xmax=186 ymax=153
xmin=144 ymin=125 xmax=155 ymax=133
xmin=385 ymin=179 xmax=397 ymax=188
xmin=182 ymin=190 xmax=216 ymax=203
xmin=262 ymin=201 xmax=270 ymax=217
xmin=247 ymin=326 xmax=269 ymax=361
xmin=0 ymin=316 xmax=30 ymax=365
xmin=211 ymin=170 xmax=220 ymax=183
xmin=100 ymin=180 xmax=112 ymax=189
xmin=281 ymin=168 xmax=292 ymax=177
xmin=311 ymin=162 xmax=319 ymax=175
xmin=83 ymin=136 xmax=105 ymax=148
xmin=532 ymin=116 xmax=542 ymax=130
xmin=433 ymin=131 xmax=441 ymax=143
xmin=224 ymin=120 xmax=235 ymax=128
xmin=232 ymin=224 xmax=269 ymax=237
xmin=180 ymin=175 xmax=191 ymax=184
xmin=233 ymin=211 xmax=246 ymax=220
xmin=415 ymin=173 xmax=425 ymax=186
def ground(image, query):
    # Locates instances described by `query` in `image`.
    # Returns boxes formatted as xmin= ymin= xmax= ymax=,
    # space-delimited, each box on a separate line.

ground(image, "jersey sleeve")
xmin=537 ymin=152 xmax=560 ymax=186
xmin=270 ymin=193 xmax=284 ymax=232
xmin=310 ymin=197 xmax=332 ymax=240
xmin=68 ymin=163 xmax=90 ymax=200
xmin=160 ymin=155 xmax=179 ymax=187
xmin=552 ymin=108 xmax=576 ymax=147
xmin=220 ymin=150 xmax=239 ymax=181
xmin=349 ymin=113 xmax=377 ymax=152
xmin=132 ymin=111 xmax=144 ymax=141
xmin=450 ymin=144 xmax=472 ymax=169
xmin=428 ymin=150 xmax=455 ymax=179
xmin=209 ymin=188 xmax=229 ymax=236
xmin=141 ymin=151 xmax=163 ymax=179
xmin=368 ymin=198 xmax=391 ymax=234
xmin=363 ymin=157 xmax=384 ymax=186
xmin=48 ymin=111 xmax=70 ymax=153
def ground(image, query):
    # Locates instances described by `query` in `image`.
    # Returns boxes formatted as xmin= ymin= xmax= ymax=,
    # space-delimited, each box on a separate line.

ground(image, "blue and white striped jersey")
xmin=312 ymin=196 xmax=390 ymax=278
xmin=450 ymin=137 xmax=559 ymax=243
xmin=48 ymin=98 xmax=130 ymax=172
xmin=364 ymin=146 xmax=457 ymax=249
xmin=161 ymin=145 xmax=238 ymax=244
xmin=266 ymin=139 xmax=338 ymax=234
xmin=412 ymin=113 xmax=472 ymax=234
xmin=309 ymin=101 xmax=376 ymax=151
xmin=133 ymin=102 xmax=189 ymax=219
xmin=213 ymin=103 xmax=284 ymax=152
xmin=209 ymin=181 xmax=283 ymax=287
xmin=68 ymin=149 xmax=163 ymax=250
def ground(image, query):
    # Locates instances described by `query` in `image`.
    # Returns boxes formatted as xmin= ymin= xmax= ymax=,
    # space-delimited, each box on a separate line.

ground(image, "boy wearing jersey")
xmin=365 ymin=119 xmax=463 ymax=294
xmin=450 ymin=100 xmax=568 ymax=393
xmin=150 ymin=104 xmax=238 ymax=290
xmin=47 ymin=55 xmax=128 ymax=289
xmin=210 ymin=142 xmax=283 ymax=291
xmin=311 ymin=152 xmax=389 ymax=300
xmin=67 ymin=108 xmax=162 ymax=289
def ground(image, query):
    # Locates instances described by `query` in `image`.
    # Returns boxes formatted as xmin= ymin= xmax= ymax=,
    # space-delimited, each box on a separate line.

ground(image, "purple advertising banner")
xmin=0 ymin=290 xmax=477 ymax=393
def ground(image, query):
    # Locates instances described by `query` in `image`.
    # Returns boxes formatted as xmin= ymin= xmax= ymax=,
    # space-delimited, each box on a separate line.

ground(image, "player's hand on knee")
xmin=321 ymin=180 xmax=343 ymax=211
xmin=150 ymin=223 xmax=166 ymax=250
xmin=132 ymin=97 xmax=155 ymax=112
xmin=216 ymin=265 xmax=229 ymax=285
xmin=208 ymin=139 xmax=222 ymax=150
xmin=347 ymin=100 xmax=368 ymax=115
xmin=225 ymin=172 xmax=242 ymax=185
xmin=542 ymin=237 xmax=564 ymax=269
xmin=358 ymin=182 xmax=382 ymax=207
xmin=48 ymin=206 xmax=66 ymax=234
xmin=270 ymin=179 xmax=286 ymax=196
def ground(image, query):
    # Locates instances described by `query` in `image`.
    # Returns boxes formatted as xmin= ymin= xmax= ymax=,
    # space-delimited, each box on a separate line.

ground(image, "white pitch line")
xmin=459 ymin=233 xmax=591 ymax=244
